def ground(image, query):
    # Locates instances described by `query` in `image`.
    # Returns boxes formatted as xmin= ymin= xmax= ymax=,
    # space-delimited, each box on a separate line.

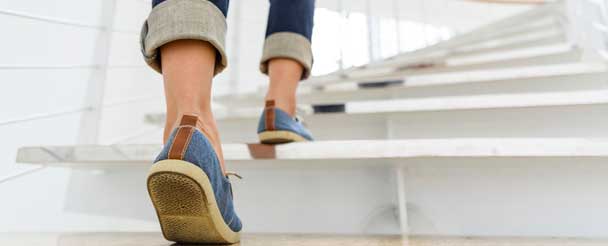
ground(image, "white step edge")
xmin=453 ymin=24 xmax=562 ymax=51
xmin=216 ymin=63 xmax=608 ymax=106
xmin=16 ymin=138 xmax=608 ymax=165
xmin=428 ymin=15 xmax=562 ymax=53
xmin=307 ymin=44 xmax=579 ymax=86
xmin=208 ymin=90 xmax=608 ymax=122
xmin=329 ymin=62 xmax=607 ymax=89
xmin=309 ymin=38 xmax=568 ymax=85
xmin=453 ymin=37 xmax=566 ymax=59
xmin=445 ymin=43 xmax=575 ymax=66
xmin=450 ymin=29 xmax=564 ymax=56
xmin=346 ymin=89 xmax=608 ymax=114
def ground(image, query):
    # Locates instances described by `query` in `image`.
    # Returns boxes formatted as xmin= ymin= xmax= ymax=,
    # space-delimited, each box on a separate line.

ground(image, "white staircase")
xmin=15 ymin=1 xmax=608 ymax=238
xmin=215 ymin=63 xmax=608 ymax=106
xmin=18 ymin=138 xmax=608 ymax=165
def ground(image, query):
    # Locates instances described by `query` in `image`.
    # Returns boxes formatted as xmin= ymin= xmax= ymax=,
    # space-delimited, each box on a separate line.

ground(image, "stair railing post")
xmin=387 ymin=115 xmax=410 ymax=236
xmin=365 ymin=0 xmax=381 ymax=62
xmin=565 ymin=0 xmax=608 ymax=61
xmin=228 ymin=0 xmax=241 ymax=95
xmin=78 ymin=0 xmax=118 ymax=145
xmin=395 ymin=166 xmax=410 ymax=236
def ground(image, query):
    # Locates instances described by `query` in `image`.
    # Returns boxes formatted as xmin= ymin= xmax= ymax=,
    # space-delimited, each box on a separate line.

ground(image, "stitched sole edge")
xmin=147 ymin=160 xmax=240 ymax=244
xmin=258 ymin=130 xmax=308 ymax=144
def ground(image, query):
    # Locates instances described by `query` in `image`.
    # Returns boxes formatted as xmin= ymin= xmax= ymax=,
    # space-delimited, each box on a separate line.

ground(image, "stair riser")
xmin=451 ymin=34 xmax=565 ymax=58
xmin=313 ymin=73 xmax=607 ymax=104
xmin=216 ymin=104 xmax=608 ymax=142
xmin=437 ymin=8 xmax=561 ymax=49
xmin=220 ymin=72 xmax=608 ymax=107
xmin=446 ymin=48 xmax=579 ymax=67
xmin=452 ymin=20 xmax=562 ymax=50
xmin=339 ymin=49 xmax=580 ymax=83
xmin=16 ymin=158 xmax=608 ymax=237
xmin=349 ymin=18 xmax=562 ymax=73
xmin=307 ymin=37 xmax=569 ymax=87
xmin=305 ymin=5 xmax=563 ymax=86
xmin=229 ymin=158 xmax=608 ymax=236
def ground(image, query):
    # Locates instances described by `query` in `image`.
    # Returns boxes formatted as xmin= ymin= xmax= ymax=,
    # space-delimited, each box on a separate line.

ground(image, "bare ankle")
xmin=163 ymin=110 xmax=216 ymax=141
xmin=266 ymin=58 xmax=302 ymax=116
xmin=162 ymin=110 xmax=226 ymax=175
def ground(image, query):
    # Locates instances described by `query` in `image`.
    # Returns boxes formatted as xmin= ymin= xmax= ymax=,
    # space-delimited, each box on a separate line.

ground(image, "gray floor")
xmin=2 ymin=232 xmax=608 ymax=246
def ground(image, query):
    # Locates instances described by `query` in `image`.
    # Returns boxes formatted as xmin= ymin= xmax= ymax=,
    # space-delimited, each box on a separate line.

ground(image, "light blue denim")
xmin=257 ymin=108 xmax=314 ymax=141
xmin=154 ymin=127 xmax=242 ymax=232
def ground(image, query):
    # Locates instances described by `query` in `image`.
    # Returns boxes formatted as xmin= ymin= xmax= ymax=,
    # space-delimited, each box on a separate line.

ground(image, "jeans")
xmin=141 ymin=0 xmax=315 ymax=79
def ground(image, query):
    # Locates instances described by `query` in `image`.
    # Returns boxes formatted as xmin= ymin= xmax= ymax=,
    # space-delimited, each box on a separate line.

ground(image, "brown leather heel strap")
xmin=265 ymin=100 xmax=276 ymax=131
xmin=168 ymin=115 xmax=198 ymax=160
xmin=180 ymin=114 xmax=198 ymax=127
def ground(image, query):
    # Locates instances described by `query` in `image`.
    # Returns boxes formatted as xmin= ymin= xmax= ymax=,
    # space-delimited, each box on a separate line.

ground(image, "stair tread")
xmin=344 ymin=89 xmax=608 ymax=114
xmin=17 ymin=138 xmax=608 ymax=165
xmin=445 ymin=43 xmax=574 ymax=66
xmin=182 ymin=90 xmax=608 ymax=123
xmin=450 ymin=28 xmax=564 ymax=54
xmin=216 ymin=63 xmax=608 ymax=105
xmin=2 ymin=232 xmax=606 ymax=245
xmin=339 ymin=12 xmax=560 ymax=71
xmin=303 ymin=3 xmax=563 ymax=87
xmin=305 ymin=43 xmax=577 ymax=86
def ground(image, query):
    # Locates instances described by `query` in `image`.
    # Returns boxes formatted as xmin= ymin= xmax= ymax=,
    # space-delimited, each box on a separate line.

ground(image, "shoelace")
xmin=225 ymin=172 xmax=241 ymax=198
xmin=294 ymin=115 xmax=309 ymax=128
xmin=226 ymin=172 xmax=243 ymax=179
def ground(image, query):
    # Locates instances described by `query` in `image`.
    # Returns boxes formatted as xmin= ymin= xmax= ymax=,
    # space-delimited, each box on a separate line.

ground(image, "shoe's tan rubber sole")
xmin=147 ymin=160 xmax=240 ymax=244
xmin=258 ymin=130 xmax=308 ymax=144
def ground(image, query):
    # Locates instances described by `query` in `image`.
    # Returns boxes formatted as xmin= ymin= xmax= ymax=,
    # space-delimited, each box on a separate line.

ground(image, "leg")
xmin=161 ymin=40 xmax=215 ymax=142
xmin=260 ymin=0 xmax=315 ymax=116
xmin=142 ymin=0 xmax=231 ymax=171
xmin=265 ymin=58 xmax=302 ymax=115
xmin=256 ymin=0 xmax=315 ymax=143
xmin=142 ymin=1 xmax=243 ymax=243
xmin=160 ymin=40 xmax=226 ymax=175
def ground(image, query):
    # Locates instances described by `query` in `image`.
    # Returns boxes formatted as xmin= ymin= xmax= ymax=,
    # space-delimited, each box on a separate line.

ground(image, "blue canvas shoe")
xmin=257 ymin=100 xmax=314 ymax=144
xmin=147 ymin=115 xmax=242 ymax=244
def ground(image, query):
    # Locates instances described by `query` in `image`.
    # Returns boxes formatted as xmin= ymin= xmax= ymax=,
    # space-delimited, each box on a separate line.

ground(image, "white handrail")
xmin=0 ymin=95 xmax=158 ymax=127
xmin=0 ymin=9 xmax=138 ymax=34
xmin=566 ymin=0 xmax=608 ymax=60
xmin=0 ymin=166 xmax=47 ymax=185
xmin=0 ymin=64 xmax=101 ymax=70
xmin=0 ymin=107 xmax=93 ymax=126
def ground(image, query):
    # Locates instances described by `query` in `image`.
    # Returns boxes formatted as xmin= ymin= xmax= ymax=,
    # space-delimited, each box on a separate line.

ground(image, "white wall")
xmin=0 ymin=0 xmax=163 ymax=231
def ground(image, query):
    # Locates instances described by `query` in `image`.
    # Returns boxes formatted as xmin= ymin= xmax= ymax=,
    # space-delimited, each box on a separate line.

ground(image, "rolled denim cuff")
xmin=140 ymin=0 xmax=228 ymax=75
xmin=259 ymin=32 xmax=313 ymax=80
